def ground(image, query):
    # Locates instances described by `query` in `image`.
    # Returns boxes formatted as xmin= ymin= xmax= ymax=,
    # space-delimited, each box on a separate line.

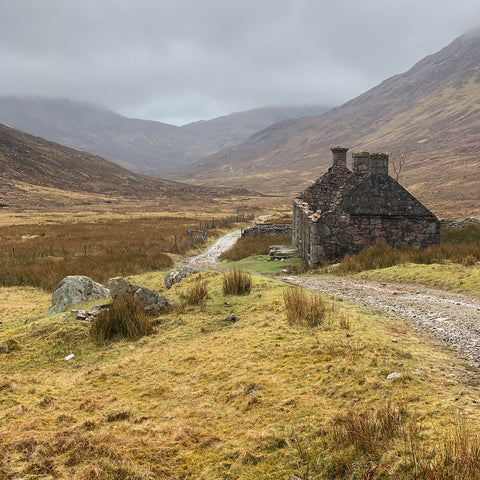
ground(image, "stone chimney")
xmin=330 ymin=146 xmax=349 ymax=168
xmin=369 ymin=153 xmax=389 ymax=175
xmin=352 ymin=151 xmax=370 ymax=174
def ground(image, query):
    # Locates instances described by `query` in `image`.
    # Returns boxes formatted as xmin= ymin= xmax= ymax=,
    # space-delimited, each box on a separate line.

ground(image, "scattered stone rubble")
xmin=71 ymin=304 xmax=110 ymax=322
xmin=164 ymin=266 xmax=201 ymax=289
xmin=269 ymin=245 xmax=298 ymax=261
xmin=109 ymin=277 xmax=172 ymax=315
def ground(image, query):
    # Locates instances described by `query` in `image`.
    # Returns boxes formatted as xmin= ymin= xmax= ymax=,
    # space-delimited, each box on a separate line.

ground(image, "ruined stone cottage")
xmin=293 ymin=147 xmax=440 ymax=267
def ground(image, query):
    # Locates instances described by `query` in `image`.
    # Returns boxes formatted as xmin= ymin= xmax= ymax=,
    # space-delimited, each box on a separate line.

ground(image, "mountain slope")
xmin=172 ymin=29 xmax=480 ymax=218
xmin=0 ymin=123 xmax=240 ymax=210
xmin=0 ymin=97 xmax=329 ymax=175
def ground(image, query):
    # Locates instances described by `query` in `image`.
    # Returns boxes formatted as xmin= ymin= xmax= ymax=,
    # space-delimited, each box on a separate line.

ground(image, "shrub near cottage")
xmin=333 ymin=223 xmax=480 ymax=274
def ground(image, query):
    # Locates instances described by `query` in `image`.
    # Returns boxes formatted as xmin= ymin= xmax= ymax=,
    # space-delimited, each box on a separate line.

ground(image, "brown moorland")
xmin=0 ymin=122 xmax=273 ymax=213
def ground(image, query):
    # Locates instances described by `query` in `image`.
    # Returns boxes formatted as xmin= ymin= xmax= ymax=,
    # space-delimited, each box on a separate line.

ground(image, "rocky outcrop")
xmin=164 ymin=266 xmax=201 ymax=289
xmin=109 ymin=277 xmax=172 ymax=315
xmin=48 ymin=275 xmax=110 ymax=314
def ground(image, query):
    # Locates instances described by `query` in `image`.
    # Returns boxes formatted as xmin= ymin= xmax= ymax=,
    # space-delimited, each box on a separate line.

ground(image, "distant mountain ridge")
xmin=171 ymin=29 xmax=480 ymax=218
xmin=0 ymin=97 xmax=330 ymax=175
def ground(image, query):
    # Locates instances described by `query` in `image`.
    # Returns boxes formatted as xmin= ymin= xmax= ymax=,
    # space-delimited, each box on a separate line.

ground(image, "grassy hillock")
xmin=2 ymin=270 xmax=480 ymax=479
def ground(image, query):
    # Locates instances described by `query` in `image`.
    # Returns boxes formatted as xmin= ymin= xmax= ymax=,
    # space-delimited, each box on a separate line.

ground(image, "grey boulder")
xmin=48 ymin=275 xmax=110 ymax=314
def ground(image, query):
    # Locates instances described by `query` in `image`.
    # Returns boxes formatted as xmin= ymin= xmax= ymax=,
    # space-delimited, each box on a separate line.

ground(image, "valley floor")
xmin=3 ymin=227 xmax=480 ymax=479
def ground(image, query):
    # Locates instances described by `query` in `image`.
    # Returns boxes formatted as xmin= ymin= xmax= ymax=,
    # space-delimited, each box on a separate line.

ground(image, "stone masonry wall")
xmin=306 ymin=213 xmax=440 ymax=265
xmin=242 ymin=223 xmax=292 ymax=237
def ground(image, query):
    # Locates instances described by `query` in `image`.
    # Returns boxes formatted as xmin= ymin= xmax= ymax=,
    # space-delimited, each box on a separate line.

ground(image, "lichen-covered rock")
xmin=164 ymin=266 xmax=201 ymax=289
xmin=108 ymin=277 xmax=134 ymax=301
xmin=109 ymin=277 xmax=172 ymax=315
xmin=48 ymin=275 xmax=110 ymax=314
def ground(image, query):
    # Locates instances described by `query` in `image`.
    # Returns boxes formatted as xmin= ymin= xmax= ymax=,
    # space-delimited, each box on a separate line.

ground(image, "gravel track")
xmin=181 ymin=229 xmax=242 ymax=270
xmin=285 ymin=275 xmax=480 ymax=367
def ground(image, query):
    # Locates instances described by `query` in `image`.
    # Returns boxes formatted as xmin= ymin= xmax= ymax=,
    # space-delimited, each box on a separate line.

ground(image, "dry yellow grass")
xmin=0 ymin=213 xmax=247 ymax=291
xmin=2 ymin=269 xmax=480 ymax=479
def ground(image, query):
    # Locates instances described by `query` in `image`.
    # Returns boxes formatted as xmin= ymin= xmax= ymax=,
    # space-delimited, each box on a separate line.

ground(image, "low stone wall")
xmin=440 ymin=218 xmax=479 ymax=228
xmin=241 ymin=223 xmax=292 ymax=237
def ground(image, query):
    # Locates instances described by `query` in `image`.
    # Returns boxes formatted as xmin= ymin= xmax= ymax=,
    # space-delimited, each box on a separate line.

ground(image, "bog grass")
xmin=0 ymin=215 xmax=236 ymax=291
xmin=2 ymin=269 xmax=480 ymax=479
xmin=283 ymin=287 xmax=328 ymax=327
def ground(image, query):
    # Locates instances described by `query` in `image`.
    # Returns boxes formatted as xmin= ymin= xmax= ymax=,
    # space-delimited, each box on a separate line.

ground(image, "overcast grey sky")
xmin=1 ymin=0 xmax=479 ymax=125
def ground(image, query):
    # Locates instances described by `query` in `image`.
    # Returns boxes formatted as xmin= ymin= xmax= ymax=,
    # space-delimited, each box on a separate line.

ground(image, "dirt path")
xmin=285 ymin=275 xmax=480 ymax=367
xmin=181 ymin=229 xmax=242 ymax=270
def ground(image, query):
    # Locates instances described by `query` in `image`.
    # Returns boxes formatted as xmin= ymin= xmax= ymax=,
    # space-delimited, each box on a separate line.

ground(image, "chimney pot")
xmin=330 ymin=146 xmax=349 ymax=168
xmin=352 ymin=151 xmax=370 ymax=174
xmin=369 ymin=153 xmax=389 ymax=175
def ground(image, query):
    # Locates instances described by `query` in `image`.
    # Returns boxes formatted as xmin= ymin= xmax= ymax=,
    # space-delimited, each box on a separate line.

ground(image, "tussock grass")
xmin=298 ymin=402 xmax=480 ymax=479
xmin=332 ymin=401 xmax=409 ymax=454
xmin=177 ymin=278 xmax=209 ymax=312
xmin=184 ymin=279 xmax=209 ymax=306
xmin=222 ymin=268 xmax=252 ymax=295
xmin=89 ymin=295 xmax=152 ymax=343
xmin=220 ymin=235 xmax=291 ymax=261
xmin=283 ymin=287 xmax=328 ymax=327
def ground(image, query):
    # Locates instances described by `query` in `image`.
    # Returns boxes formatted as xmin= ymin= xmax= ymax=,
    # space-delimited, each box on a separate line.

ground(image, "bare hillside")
xmin=171 ymin=30 xmax=480 ymax=218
